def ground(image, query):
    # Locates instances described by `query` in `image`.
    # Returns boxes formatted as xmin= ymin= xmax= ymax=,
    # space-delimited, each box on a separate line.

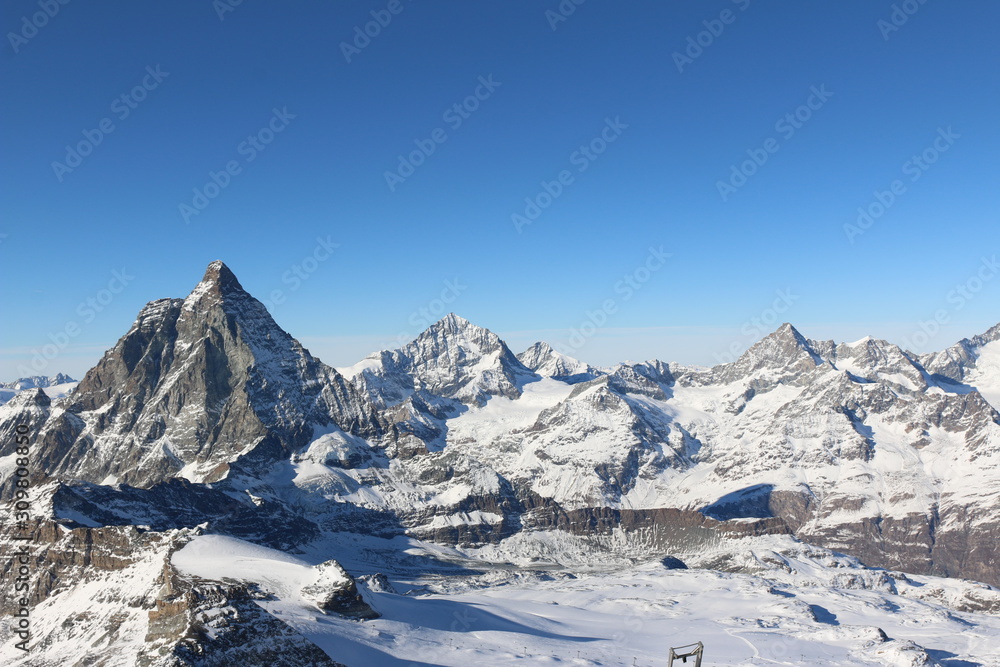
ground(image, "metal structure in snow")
xmin=667 ymin=641 xmax=704 ymax=666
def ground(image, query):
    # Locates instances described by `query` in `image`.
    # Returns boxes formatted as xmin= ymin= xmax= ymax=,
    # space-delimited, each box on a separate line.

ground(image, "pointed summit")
xmin=423 ymin=313 xmax=476 ymax=337
xmin=410 ymin=313 xmax=508 ymax=359
xmin=441 ymin=312 xmax=469 ymax=327
xmin=345 ymin=314 xmax=537 ymax=407
xmin=411 ymin=314 xmax=511 ymax=357
xmin=186 ymin=260 xmax=248 ymax=306
xmin=404 ymin=314 xmax=536 ymax=404
xmin=720 ymin=322 xmax=822 ymax=383
xmin=773 ymin=322 xmax=806 ymax=343
xmin=46 ymin=261 xmax=383 ymax=487
xmin=5 ymin=386 xmax=51 ymax=409
xmin=201 ymin=260 xmax=245 ymax=293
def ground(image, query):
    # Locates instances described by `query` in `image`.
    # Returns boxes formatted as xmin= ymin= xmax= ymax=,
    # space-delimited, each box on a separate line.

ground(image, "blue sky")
xmin=2 ymin=0 xmax=998 ymax=379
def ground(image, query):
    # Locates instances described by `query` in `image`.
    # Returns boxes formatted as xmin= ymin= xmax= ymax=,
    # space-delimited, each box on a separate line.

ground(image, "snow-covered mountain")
xmin=341 ymin=312 xmax=537 ymax=408
xmin=0 ymin=373 xmax=76 ymax=405
xmin=2 ymin=261 xmax=999 ymax=665
xmin=0 ymin=373 xmax=75 ymax=391
xmin=921 ymin=321 xmax=1000 ymax=409
xmin=14 ymin=261 xmax=384 ymax=488
xmin=516 ymin=341 xmax=601 ymax=383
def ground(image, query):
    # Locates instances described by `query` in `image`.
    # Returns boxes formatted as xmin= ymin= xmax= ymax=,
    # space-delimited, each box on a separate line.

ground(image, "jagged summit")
xmin=33 ymin=261 xmax=383 ymax=487
xmin=342 ymin=313 xmax=538 ymax=408
xmin=201 ymin=259 xmax=245 ymax=293
xmin=0 ymin=373 xmax=75 ymax=390
xmin=405 ymin=313 xmax=519 ymax=371
xmin=183 ymin=260 xmax=251 ymax=310
xmin=433 ymin=312 xmax=472 ymax=330
xmin=773 ymin=322 xmax=808 ymax=344
xmin=718 ymin=322 xmax=822 ymax=383
xmin=413 ymin=313 xmax=498 ymax=347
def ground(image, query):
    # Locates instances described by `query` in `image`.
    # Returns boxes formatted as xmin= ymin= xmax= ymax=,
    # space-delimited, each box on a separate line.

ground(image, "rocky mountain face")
xmin=2 ymin=261 xmax=999 ymax=664
xmin=331 ymin=317 xmax=1000 ymax=587
xmin=347 ymin=312 xmax=537 ymax=408
xmin=15 ymin=261 xmax=384 ymax=488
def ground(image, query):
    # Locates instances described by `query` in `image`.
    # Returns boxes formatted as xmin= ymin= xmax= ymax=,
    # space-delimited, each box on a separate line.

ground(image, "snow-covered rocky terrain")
xmin=2 ymin=261 xmax=998 ymax=665
xmin=0 ymin=374 xmax=77 ymax=406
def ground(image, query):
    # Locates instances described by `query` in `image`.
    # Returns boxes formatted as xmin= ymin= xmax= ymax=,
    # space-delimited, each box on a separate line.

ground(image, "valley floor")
xmin=174 ymin=533 xmax=1000 ymax=667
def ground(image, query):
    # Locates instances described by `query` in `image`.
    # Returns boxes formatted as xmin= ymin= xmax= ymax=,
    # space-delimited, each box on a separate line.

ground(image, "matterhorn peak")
xmin=197 ymin=260 xmax=247 ymax=296
xmin=180 ymin=261 xmax=258 ymax=316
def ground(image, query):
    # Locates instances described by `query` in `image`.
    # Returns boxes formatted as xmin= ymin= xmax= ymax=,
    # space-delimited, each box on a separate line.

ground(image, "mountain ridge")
xmin=3 ymin=260 xmax=1000 ymax=665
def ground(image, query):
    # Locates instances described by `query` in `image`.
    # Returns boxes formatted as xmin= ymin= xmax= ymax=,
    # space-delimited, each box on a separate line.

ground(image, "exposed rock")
xmin=300 ymin=559 xmax=379 ymax=620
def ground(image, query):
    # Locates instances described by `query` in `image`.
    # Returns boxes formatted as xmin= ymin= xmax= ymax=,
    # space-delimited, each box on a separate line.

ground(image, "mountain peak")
xmin=413 ymin=313 xmax=500 ymax=349
xmin=774 ymin=322 xmax=803 ymax=340
xmin=517 ymin=342 xmax=599 ymax=383
xmin=201 ymin=260 xmax=245 ymax=294
xmin=720 ymin=322 xmax=821 ymax=381
xmin=412 ymin=313 xmax=503 ymax=356
xmin=5 ymin=386 xmax=51 ymax=408
xmin=183 ymin=261 xmax=249 ymax=311
xmin=434 ymin=312 xmax=473 ymax=331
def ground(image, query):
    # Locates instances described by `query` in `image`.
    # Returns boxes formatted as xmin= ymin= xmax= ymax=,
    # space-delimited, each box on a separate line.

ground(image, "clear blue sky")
xmin=2 ymin=1 xmax=998 ymax=379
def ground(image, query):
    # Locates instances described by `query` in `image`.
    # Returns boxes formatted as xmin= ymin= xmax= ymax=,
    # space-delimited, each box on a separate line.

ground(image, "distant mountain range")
xmin=2 ymin=260 xmax=998 ymax=665
xmin=0 ymin=373 xmax=76 ymax=406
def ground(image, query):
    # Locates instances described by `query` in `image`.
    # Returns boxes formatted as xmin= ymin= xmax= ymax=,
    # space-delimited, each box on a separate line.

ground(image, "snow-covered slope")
xmin=516 ymin=341 xmax=601 ymax=383
xmin=0 ymin=373 xmax=77 ymax=405
xmin=324 ymin=321 xmax=1000 ymax=584
xmin=4 ymin=262 xmax=1000 ymax=665
xmin=922 ymin=322 xmax=1000 ymax=411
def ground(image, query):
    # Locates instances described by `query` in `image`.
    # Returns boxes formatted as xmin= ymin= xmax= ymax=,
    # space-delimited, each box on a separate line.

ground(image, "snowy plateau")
xmin=1 ymin=261 xmax=999 ymax=666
